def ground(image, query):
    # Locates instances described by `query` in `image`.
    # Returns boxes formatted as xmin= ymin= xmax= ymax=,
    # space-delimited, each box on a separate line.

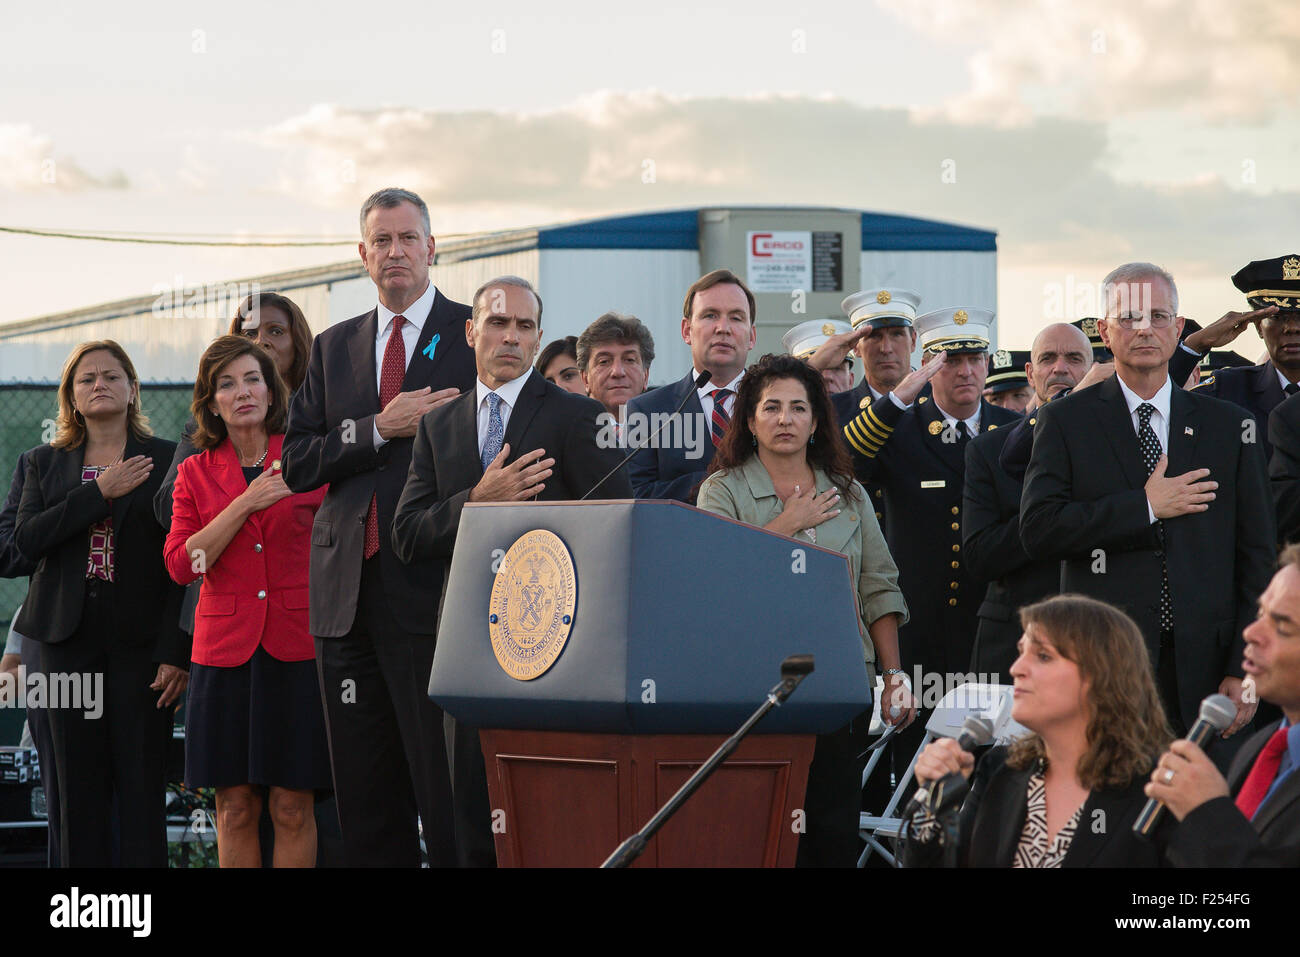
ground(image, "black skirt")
xmin=185 ymin=645 xmax=331 ymax=791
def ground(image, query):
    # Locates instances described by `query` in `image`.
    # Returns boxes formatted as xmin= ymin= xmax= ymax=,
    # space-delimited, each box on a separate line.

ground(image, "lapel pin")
xmin=1184 ymin=427 xmax=1194 ymax=436
xmin=422 ymin=333 xmax=440 ymax=360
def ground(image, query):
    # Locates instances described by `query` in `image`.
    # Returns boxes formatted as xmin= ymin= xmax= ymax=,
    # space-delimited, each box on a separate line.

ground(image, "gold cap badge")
xmin=1284 ymin=257 xmax=1300 ymax=282
xmin=877 ymin=290 xmax=892 ymax=304
xmin=993 ymin=349 xmax=1011 ymax=368
xmin=1082 ymin=318 xmax=1099 ymax=338
xmin=821 ymin=322 xmax=835 ymax=336
xmin=953 ymin=309 xmax=968 ymax=325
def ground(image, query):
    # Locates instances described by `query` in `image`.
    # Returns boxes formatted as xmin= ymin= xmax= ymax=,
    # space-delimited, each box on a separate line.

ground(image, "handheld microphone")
xmin=1132 ymin=693 xmax=1236 ymax=837
xmin=580 ymin=369 xmax=712 ymax=500
xmin=908 ymin=715 xmax=995 ymax=816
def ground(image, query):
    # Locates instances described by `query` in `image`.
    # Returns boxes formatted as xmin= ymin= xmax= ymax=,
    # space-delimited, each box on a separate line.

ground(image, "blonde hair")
xmin=53 ymin=340 xmax=151 ymax=449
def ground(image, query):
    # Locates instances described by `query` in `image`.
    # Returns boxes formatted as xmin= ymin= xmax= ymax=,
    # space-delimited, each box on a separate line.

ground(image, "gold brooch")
xmin=271 ymin=459 xmax=282 ymax=471
xmin=954 ymin=309 xmax=969 ymax=325
xmin=877 ymin=290 xmax=892 ymax=304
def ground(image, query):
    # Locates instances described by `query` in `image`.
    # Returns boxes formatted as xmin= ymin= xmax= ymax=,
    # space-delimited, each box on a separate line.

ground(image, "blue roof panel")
xmin=860 ymin=212 xmax=996 ymax=252
xmin=537 ymin=210 xmax=699 ymax=250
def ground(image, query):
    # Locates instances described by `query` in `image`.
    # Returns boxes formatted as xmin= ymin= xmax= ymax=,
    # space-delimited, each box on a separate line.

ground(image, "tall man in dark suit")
xmin=626 ymin=269 xmax=756 ymax=503
xmin=391 ymin=276 xmax=632 ymax=866
xmin=1022 ymin=262 xmax=1275 ymax=737
xmin=283 ymin=187 xmax=476 ymax=867
xmin=1146 ymin=545 xmax=1300 ymax=866
xmin=963 ymin=323 xmax=1095 ymax=679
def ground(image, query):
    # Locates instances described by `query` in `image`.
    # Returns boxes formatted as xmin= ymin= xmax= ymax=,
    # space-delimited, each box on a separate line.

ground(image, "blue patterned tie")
xmin=1137 ymin=403 xmax=1173 ymax=631
xmin=481 ymin=392 xmax=504 ymax=471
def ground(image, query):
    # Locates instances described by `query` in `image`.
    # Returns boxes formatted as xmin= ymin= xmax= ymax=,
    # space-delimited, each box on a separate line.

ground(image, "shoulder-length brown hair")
xmin=229 ymin=292 xmax=313 ymax=393
xmin=52 ymin=340 xmax=152 ymax=449
xmin=191 ymin=336 xmax=290 ymax=451
xmin=706 ymin=353 xmax=860 ymax=501
xmin=1006 ymin=594 xmax=1171 ymax=790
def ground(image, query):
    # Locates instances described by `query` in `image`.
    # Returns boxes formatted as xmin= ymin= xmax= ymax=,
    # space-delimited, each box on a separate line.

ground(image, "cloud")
xmin=249 ymin=93 xmax=1300 ymax=272
xmin=874 ymin=0 xmax=1300 ymax=124
xmin=0 ymin=124 xmax=128 ymax=192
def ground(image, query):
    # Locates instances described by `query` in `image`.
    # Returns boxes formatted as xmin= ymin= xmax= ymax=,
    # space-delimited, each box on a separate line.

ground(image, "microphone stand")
xmin=601 ymin=654 xmax=813 ymax=869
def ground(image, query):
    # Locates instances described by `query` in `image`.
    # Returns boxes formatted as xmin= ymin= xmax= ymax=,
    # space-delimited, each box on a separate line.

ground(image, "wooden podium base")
xmin=479 ymin=729 xmax=815 ymax=867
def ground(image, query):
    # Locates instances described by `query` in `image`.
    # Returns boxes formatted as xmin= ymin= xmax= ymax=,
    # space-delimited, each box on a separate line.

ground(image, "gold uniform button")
xmin=951 ymin=560 xmax=959 ymax=569
xmin=874 ymin=489 xmax=882 ymax=498
xmin=1029 ymin=417 xmax=1037 ymax=425
xmin=951 ymin=506 xmax=959 ymax=515
xmin=950 ymin=522 xmax=959 ymax=531
xmin=952 ymin=544 xmax=960 ymax=552
xmin=875 ymin=511 xmax=883 ymax=520
xmin=950 ymin=582 xmax=959 ymax=590
xmin=948 ymin=598 xmax=957 ymax=606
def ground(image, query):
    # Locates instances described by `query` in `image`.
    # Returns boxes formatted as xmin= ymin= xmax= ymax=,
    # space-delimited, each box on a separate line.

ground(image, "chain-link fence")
xmin=0 ymin=383 xmax=196 ymax=632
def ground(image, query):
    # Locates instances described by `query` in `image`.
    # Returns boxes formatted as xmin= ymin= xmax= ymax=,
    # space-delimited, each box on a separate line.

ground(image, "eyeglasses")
xmin=1112 ymin=313 xmax=1175 ymax=330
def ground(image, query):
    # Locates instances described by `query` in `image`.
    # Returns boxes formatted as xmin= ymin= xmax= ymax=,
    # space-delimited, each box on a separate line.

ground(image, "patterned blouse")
xmin=82 ymin=465 xmax=115 ymax=582
xmin=909 ymin=765 xmax=1085 ymax=868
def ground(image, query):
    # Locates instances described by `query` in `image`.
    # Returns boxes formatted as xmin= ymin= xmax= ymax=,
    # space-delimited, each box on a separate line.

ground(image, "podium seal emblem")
xmin=488 ymin=529 xmax=577 ymax=681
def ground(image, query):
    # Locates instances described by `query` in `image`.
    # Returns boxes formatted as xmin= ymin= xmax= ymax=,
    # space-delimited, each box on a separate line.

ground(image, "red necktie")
xmin=364 ymin=316 xmax=406 ymax=559
xmin=1234 ymin=724 xmax=1290 ymax=820
xmin=710 ymin=388 xmax=732 ymax=447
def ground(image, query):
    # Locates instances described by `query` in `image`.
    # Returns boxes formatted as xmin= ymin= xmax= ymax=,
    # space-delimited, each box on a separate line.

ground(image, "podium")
xmin=429 ymin=500 xmax=871 ymax=867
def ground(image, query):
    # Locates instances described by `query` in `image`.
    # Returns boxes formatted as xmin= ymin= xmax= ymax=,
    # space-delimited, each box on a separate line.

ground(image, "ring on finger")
xmin=1163 ymin=768 xmax=1175 ymax=784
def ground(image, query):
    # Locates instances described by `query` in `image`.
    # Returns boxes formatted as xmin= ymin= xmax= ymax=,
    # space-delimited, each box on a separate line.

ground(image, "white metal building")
xmin=0 ymin=206 xmax=997 ymax=383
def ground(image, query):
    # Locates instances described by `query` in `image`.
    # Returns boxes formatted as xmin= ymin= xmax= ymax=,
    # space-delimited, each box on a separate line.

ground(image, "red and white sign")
xmin=747 ymin=230 xmax=811 ymax=292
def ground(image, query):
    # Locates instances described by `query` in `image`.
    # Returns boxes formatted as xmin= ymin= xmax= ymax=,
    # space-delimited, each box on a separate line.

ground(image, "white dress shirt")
xmin=932 ymin=399 xmax=981 ymax=437
xmin=1116 ymin=374 xmax=1173 ymax=523
xmin=476 ymin=368 xmax=533 ymax=458
xmin=372 ymin=281 xmax=437 ymax=448
xmin=695 ymin=369 xmax=744 ymax=422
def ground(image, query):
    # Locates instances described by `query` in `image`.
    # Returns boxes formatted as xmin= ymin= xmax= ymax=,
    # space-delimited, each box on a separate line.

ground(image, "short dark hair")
xmin=536 ymin=336 xmax=578 ymax=377
xmin=359 ymin=187 xmax=430 ymax=237
xmin=576 ymin=312 xmax=656 ymax=371
xmin=191 ymin=336 xmax=290 ymax=450
xmin=683 ymin=269 xmax=756 ymax=324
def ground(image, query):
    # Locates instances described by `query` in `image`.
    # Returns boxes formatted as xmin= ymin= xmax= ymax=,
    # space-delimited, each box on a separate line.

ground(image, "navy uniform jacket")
xmin=626 ymin=371 xmax=713 ymax=503
xmin=1269 ymin=390 xmax=1300 ymax=544
xmin=1187 ymin=359 xmax=1290 ymax=462
xmin=841 ymin=392 xmax=1021 ymax=680
xmin=962 ymin=426 xmax=1060 ymax=679
xmin=831 ymin=380 xmax=890 ymax=532
xmin=1021 ymin=375 xmax=1275 ymax=729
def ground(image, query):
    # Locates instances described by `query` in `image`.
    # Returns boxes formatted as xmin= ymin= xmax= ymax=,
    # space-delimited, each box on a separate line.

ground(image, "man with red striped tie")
xmin=1146 ymin=545 xmax=1300 ymax=866
xmin=626 ymin=269 xmax=758 ymax=503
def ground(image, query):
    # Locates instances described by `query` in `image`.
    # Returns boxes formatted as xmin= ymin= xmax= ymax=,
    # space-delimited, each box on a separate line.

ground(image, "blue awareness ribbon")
xmin=422 ymin=333 xmax=440 ymax=360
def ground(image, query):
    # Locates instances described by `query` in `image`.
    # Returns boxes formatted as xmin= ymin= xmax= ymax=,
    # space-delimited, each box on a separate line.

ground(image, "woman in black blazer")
xmin=15 ymin=340 xmax=189 ymax=867
xmin=901 ymin=594 xmax=1172 ymax=867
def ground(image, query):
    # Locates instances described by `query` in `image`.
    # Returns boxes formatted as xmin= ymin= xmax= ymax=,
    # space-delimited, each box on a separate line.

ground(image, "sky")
xmin=3 ymin=0 xmax=1299 ymax=354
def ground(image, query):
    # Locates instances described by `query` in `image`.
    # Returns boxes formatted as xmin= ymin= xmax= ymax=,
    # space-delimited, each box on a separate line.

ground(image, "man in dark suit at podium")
xmin=1146 ymin=545 xmax=1300 ymax=866
xmin=392 ymin=275 xmax=632 ymax=866
xmin=283 ymin=187 xmax=475 ymax=867
xmin=626 ymin=269 xmax=757 ymax=503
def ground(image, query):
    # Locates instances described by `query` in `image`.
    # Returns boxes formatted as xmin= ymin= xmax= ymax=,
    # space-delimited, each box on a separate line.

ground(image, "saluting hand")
xmin=1145 ymin=456 xmax=1216 ymax=519
xmin=805 ymin=325 xmax=871 ymax=372
xmin=1183 ymin=305 xmax=1279 ymax=354
xmin=892 ymin=352 xmax=946 ymax=406
xmin=469 ymin=444 xmax=555 ymax=502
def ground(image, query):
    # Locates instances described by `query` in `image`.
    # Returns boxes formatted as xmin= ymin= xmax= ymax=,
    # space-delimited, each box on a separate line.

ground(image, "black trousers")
xmin=40 ymin=581 xmax=172 ymax=867
xmin=23 ymin=639 xmax=61 ymax=867
xmin=797 ymin=717 xmax=871 ymax=868
xmin=444 ymin=715 xmax=497 ymax=867
xmin=314 ymin=556 xmax=457 ymax=867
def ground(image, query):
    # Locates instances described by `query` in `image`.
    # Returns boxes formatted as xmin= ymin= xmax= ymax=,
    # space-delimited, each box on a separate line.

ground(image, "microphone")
xmin=580 ymin=369 xmax=712 ymax=501
xmin=1133 ymin=693 xmax=1237 ymax=837
xmin=909 ymin=715 xmax=995 ymax=816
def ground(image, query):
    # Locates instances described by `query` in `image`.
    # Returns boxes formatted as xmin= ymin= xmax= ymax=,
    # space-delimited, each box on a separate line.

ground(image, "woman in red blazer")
xmin=165 ymin=335 xmax=328 ymax=867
